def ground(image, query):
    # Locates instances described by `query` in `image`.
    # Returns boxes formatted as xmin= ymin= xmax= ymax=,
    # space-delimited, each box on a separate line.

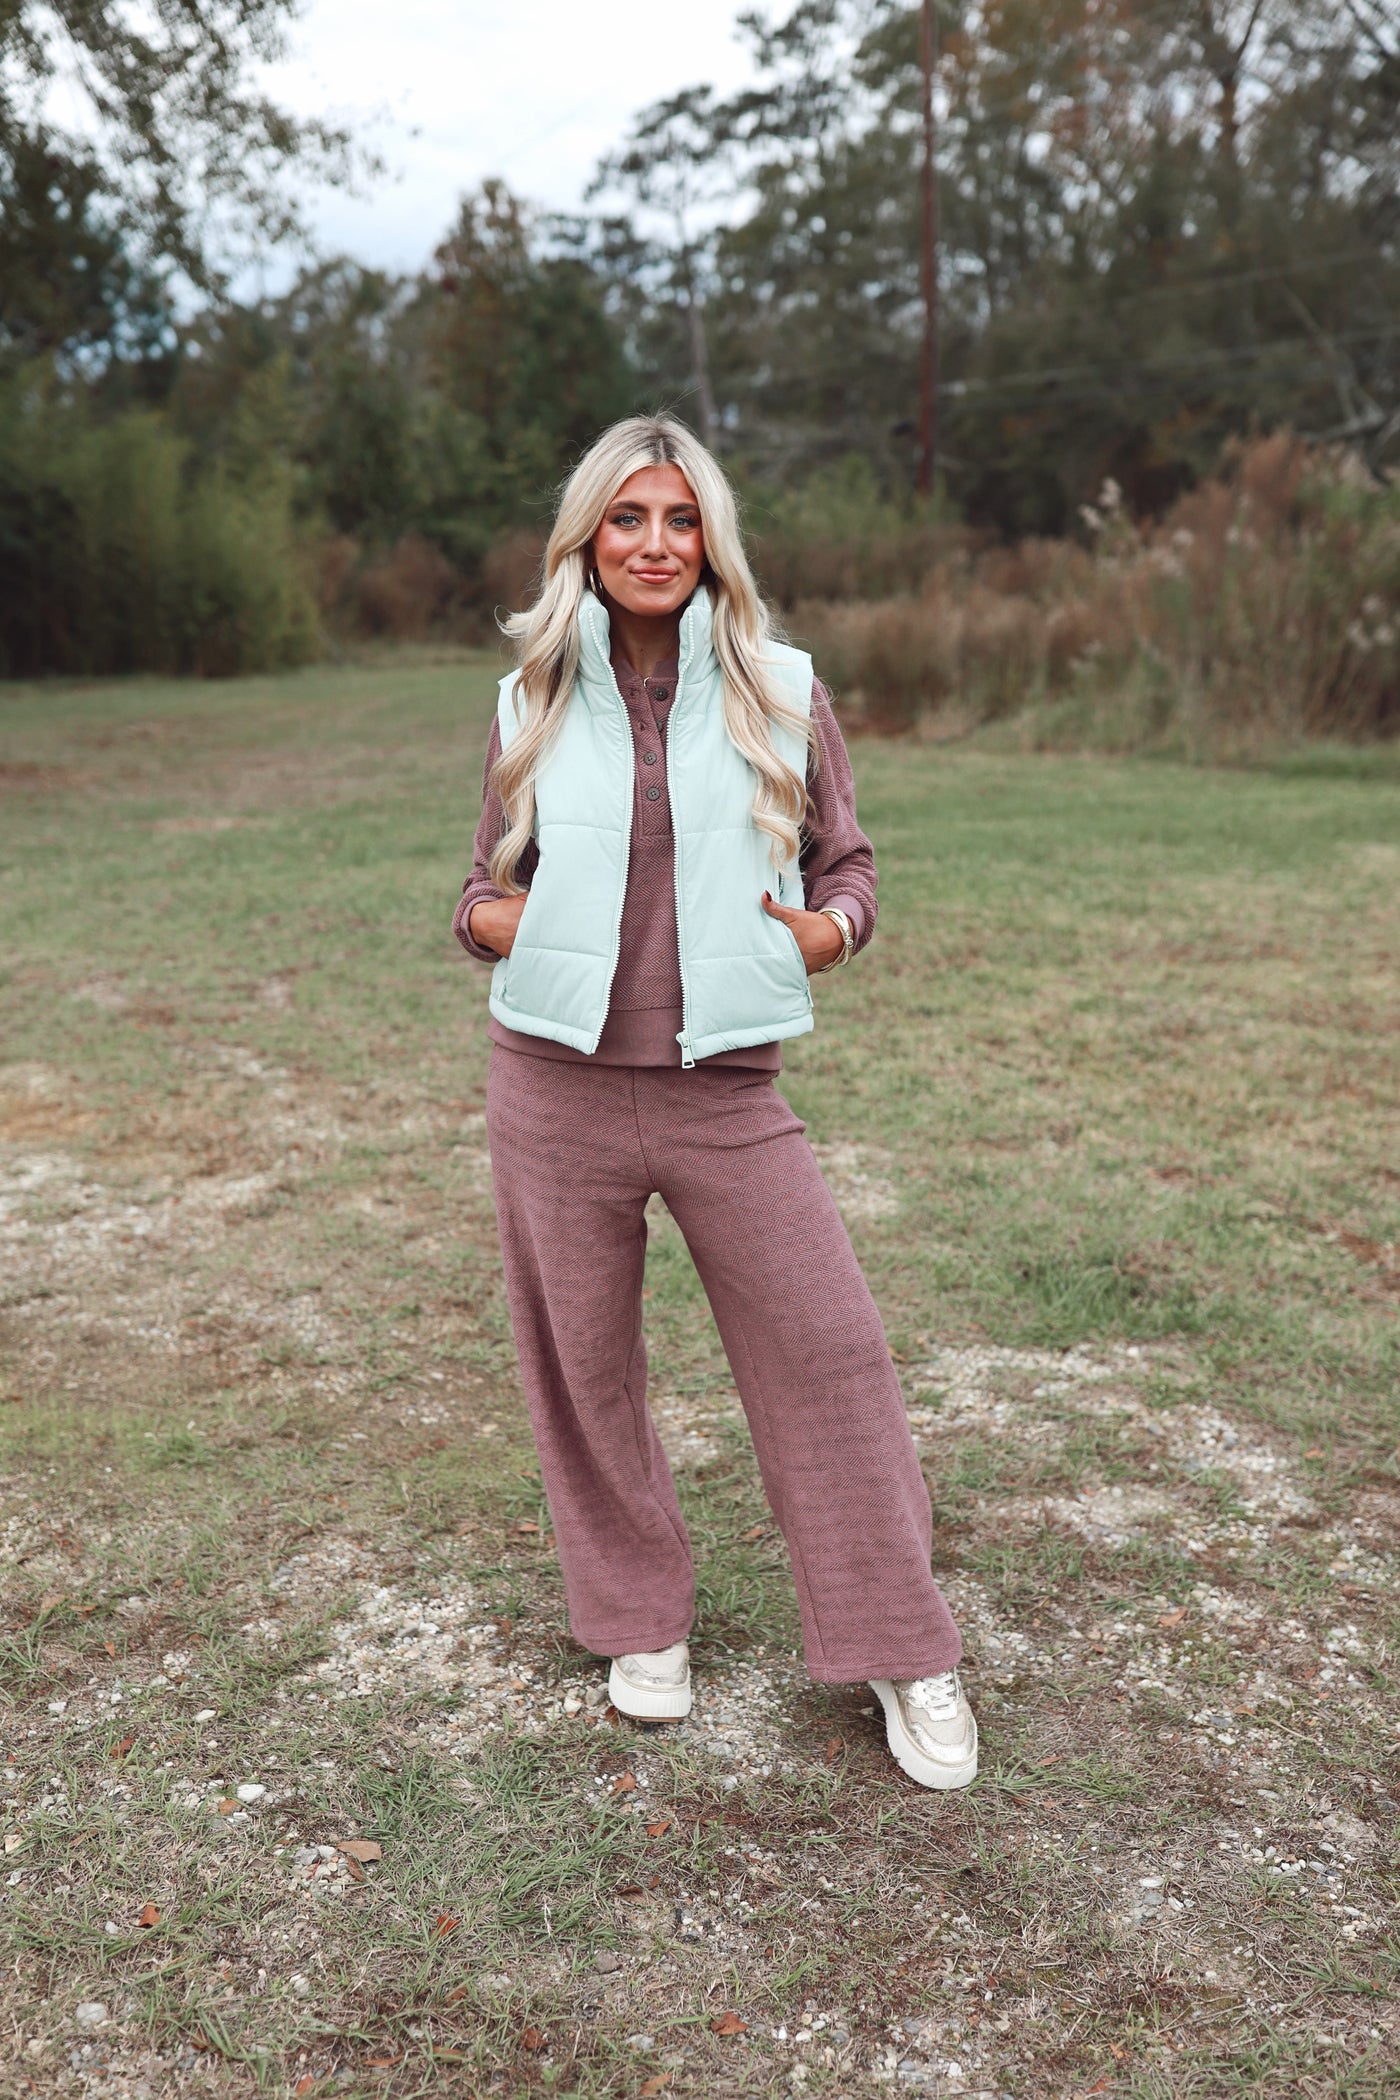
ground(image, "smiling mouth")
xmin=632 ymin=567 xmax=680 ymax=584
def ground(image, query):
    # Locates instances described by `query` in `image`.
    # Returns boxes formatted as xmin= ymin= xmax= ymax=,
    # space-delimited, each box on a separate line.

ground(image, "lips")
xmin=633 ymin=569 xmax=679 ymax=584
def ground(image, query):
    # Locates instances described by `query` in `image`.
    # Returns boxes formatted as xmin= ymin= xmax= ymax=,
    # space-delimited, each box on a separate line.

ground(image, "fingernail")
xmin=763 ymin=890 xmax=771 ymax=903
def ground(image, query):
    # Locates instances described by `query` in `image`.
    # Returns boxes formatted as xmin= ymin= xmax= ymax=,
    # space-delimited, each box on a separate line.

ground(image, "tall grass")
xmin=0 ymin=383 xmax=318 ymax=679
xmin=781 ymin=437 xmax=1400 ymax=750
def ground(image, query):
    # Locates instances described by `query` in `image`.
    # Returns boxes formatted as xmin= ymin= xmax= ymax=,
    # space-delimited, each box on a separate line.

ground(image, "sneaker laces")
xmin=905 ymin=1670 xmax=961 ymax=1721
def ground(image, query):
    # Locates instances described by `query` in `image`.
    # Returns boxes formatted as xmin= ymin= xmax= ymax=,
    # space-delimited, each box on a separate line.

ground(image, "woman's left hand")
xmin=762 ymin=892 xmax=844 ymax=975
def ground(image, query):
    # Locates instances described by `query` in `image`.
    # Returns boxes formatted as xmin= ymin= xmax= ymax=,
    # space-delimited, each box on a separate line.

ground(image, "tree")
xmin=591 ymin=0 xmax=1400 ymax=528
xmin=416 ymin=183 xmax=635 ymax=545
xmin=0 ymin=0 xmax=358 ymax=364
xmin=588 ymin=89 xmax=731 ymax=444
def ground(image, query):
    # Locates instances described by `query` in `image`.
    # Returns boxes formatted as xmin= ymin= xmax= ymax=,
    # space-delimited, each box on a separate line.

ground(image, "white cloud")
xmin=261 ymin=0 xmax=759 ymax=279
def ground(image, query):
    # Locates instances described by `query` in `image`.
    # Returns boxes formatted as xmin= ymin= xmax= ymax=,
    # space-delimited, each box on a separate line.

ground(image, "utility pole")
xmin=918 ymin=0 xmax=940 ymax=497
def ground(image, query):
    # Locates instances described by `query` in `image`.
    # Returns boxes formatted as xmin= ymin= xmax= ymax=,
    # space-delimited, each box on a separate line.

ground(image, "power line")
xmin=942 ymin=320 xmax=1400 ymax=399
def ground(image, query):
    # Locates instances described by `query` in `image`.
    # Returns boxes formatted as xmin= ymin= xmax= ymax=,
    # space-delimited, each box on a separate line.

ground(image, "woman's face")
xmin=591 ymin=464 xmax=705 ymax=619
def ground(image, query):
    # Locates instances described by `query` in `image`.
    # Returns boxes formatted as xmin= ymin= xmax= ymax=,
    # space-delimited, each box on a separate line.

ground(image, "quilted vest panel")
xmin=487 ymin=589 xmax=815 ymax=1063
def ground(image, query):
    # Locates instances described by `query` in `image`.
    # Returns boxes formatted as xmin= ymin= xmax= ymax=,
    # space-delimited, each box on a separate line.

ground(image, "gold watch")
xmin=817 ymin=907 xmax=854 ymax=972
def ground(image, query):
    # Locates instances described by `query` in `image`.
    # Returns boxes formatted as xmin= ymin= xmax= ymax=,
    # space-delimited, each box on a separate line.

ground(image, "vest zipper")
xmin=670 ymin=615 xmax=697 ymax=1069
xmin=587 ymin=663 xmax=636 ymax=1056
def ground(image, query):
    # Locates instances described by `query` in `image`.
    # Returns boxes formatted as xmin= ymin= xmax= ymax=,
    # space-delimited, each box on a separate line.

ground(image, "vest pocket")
xmin=771 ymin=913 xmax=815 ymax=1009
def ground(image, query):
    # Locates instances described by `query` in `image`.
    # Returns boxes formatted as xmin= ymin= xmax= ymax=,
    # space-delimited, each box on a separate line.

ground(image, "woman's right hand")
xmin=468 ymin=894 xmax=529 ymax=958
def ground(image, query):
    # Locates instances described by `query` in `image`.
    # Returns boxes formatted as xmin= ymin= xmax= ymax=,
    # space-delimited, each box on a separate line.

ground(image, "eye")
xmin=607 ymin=509 xmax=642 ymax=527
xmin=670 ymin=513 xmax=700 ymax=530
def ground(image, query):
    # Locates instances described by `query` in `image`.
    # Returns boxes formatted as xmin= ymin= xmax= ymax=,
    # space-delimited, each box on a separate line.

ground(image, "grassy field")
xmin=1 ymin=653 xmax=1397 ymax=2099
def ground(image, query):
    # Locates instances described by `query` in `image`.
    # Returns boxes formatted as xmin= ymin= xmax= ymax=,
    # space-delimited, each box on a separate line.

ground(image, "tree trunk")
xmin=685 ymin=280 xmax=717 ymax=449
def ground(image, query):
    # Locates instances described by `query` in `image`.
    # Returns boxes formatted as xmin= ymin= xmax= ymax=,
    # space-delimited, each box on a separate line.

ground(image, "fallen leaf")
xmin=431 ymin=1914 xmax=459 ymax=1938
xmin=39 ymin=1591 xmax=65 ymax=1614
xmin=610 ymin=1771 xmax=636 ymax=1795
xmin=711 ymin=2010 xmax=747 ymax=2037
xmin=109 ymin=1734 xmax=136 ymax=1761
xmin=646 ymin=1818 xmax=672 ymax=1838
xmin=648 ymin=1874 xmax=661 ymax=1889
xmin=137 ymin=1903 xmax=160 ymax=1929
xmin=365 ymin=2054 xmax=402 ymax=2069
xmin=495 ymin=1617 xmax=512 ymax=1635
xmin=336 ymin=1839 xmax=382 ymax=1862
xmin=217 ymin=1798 xmax=237 ymax=1816
xmin=103 ymin=1640 xmax=116 ymax=1659
xmin=520 ymin=2027 xmax=546 ymax=2052
xmin=616 ymin=1883 xmax=645 ymax=1897
xmin=295 ymin=2079 xmax=315 ymax=2096
xmin=1110 ymin=2042 xmax=1130 ymax=2060
xmin=1086 ymin=2079 xmax=1113 ymax=2096
xmin=740 ymin=1525 xmax=766 ymax=1542
xmin=1158 ymin=1608 xmax=1188 ymax=1628
xmin=445 ymin=1983 xmax=470 ymax=2003
xmin=824 ymin=1736 xmax=843 ymax=1762
xmin=1039 ymin=1755 xmax=1061 ymax=1767
xmin=640 ymin=2079 xmax=671 ymax=2096
xmin=342 ymin=1855 xmax=365 ymax=1883
xmin=514 ymin=1520 xmax=540 ymax=1534
xmin=1304 ymin=1447 xmax=1325 ymax=1459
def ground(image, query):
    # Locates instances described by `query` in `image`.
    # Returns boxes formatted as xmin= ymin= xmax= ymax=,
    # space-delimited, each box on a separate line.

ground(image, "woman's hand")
xmin=762 ymin=891 xmax=844 ymax=975
xmin=469 ymin=894 xmax=529 ymax=959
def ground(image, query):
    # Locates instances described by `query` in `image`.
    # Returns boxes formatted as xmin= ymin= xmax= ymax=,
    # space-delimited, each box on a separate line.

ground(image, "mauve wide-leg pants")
xmin=484 ymin=1047 xmax=962 ymax=1684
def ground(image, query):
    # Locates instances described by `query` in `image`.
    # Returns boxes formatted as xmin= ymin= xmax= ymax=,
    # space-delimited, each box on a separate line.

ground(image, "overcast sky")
xmin=260 ymin=0 xmax=760 ymax=283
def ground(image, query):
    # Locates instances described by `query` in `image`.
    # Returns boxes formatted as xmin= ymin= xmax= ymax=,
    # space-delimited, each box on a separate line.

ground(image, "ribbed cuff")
xmin=453 ymin=887 xmax=503 ymax=964
xmin=813 ymin=891 xmax=869 ymax=952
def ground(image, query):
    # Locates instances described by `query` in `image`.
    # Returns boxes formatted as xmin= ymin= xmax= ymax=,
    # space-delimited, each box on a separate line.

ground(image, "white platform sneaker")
xmin=607 ymin=1641 xmax=693 ymax=1721
xmin=869 ymin=1670 xmax=978 ymax=1790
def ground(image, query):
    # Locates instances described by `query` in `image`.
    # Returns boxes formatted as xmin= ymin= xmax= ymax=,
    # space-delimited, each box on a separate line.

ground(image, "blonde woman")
xmin=453 ymin=415 xmax=976 ymax=1790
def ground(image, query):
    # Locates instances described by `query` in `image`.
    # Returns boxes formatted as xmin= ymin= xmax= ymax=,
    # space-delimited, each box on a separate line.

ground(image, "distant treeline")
xmin=1 ymin=0 xmax=1398 ymax=723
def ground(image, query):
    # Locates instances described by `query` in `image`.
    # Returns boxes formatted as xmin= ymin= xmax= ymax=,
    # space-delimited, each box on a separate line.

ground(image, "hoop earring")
xmin=590 ymin=568 xmax=606 ymax=600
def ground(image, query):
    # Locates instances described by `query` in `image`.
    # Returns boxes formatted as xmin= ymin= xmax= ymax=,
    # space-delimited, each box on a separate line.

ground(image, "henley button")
xmin=642 ymin=750 xmax=657 ymax=764
xmin=654 ymin=686 xmax=669 ymax=701
xmin=645 ymin=784 xmax=661 ymax=801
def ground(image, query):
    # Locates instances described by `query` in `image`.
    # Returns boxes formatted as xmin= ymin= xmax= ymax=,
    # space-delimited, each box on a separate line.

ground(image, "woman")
xmin=454 ymin=416 xmax=976 ymax=1790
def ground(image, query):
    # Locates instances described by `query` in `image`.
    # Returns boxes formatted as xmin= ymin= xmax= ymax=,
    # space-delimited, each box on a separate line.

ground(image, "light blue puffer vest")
xmin=488 ymin=588 xmax=815 ymax=1066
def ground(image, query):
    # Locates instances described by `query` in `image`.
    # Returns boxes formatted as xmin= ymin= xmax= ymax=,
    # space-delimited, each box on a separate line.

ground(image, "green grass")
xmin=1 ymin=655 xmax=1397 ymax=2096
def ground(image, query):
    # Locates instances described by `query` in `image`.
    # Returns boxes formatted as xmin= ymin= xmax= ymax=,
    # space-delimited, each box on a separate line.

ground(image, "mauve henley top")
xmin=453 ymin=649 xmax=877 ymax=1070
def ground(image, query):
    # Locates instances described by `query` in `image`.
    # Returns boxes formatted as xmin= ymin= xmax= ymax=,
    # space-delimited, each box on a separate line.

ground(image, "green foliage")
xmin=3 ymin=5 xmax=1399 ymax=679
xmin=0 ymin=377 xmax=317 ymax=678
xmin=0 ymin=1 xmax=357 ymax=364
xmin=605 ymin=0 xmax=1400 ymax=526
xmin=743 ymin=456 xmax=959 ymax=604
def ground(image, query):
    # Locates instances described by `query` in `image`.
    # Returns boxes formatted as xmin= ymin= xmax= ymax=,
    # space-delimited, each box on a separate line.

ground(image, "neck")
xmin=604 ymin=598 xmax=683 ymax=681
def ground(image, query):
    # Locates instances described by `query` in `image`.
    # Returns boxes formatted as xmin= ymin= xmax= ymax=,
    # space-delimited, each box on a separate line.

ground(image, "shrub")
xmin=786 ymin=437 xmax=1400 ymax=749
xmin=0 ymin=380 xmax=318 ymax=679
xmin=354 ymin=534 xmax=461 ymax=639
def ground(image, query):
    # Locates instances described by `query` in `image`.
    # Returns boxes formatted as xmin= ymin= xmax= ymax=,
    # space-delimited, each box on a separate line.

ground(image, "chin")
xmin=617 ymin=585 xmax=694 ymax=617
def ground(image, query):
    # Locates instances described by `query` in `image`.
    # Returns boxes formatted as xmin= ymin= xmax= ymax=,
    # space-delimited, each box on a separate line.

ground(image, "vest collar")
xmin=575 ymin=586 xmax=718 ymax=696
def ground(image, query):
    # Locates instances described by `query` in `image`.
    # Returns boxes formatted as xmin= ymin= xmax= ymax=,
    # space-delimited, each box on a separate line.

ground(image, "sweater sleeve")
xmin=452 ymin=717 xmax=539 ymax=963
xmin=799 ymin=679 xmax=877 ymax=952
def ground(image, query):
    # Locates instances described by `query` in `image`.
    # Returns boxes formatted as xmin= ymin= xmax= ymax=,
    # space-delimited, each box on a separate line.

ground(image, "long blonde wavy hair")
xmin=487 ymin=415 xmax=812 ymax=893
